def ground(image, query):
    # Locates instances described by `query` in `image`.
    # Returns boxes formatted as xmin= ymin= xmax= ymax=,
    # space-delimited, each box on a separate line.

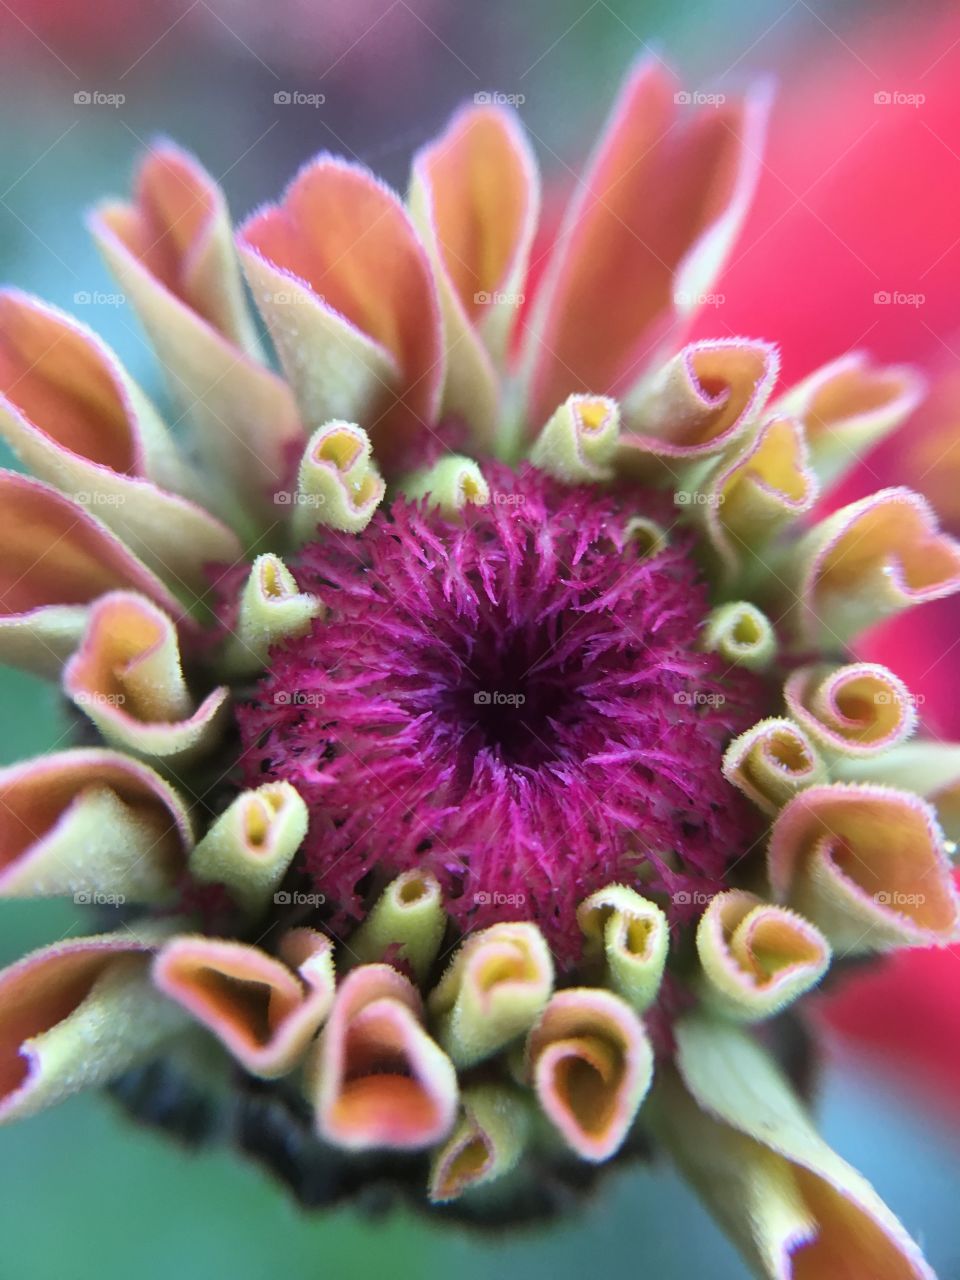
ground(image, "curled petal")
xmin=0 ymin=470 xmax=193 ymax=677
xmin=693 ymin=415 xmax=818 ymax=582
xmin=0 ymin=291 xmax=240 ymax=590
xmin=696 ymin=890 xmax=830 ymax=1021
xmin=789 ymin=488 xmax=960 ymax=647
xmin=0 ymin=748 xmax=192 ymax=901
xmin=701 ymin=601 xmax=776 ymax=671
xmin=63 ymin=592 xmax=230 ymax=765
xmin=188 ymin=782 xmax=308 ymax=916
xmin=222 ymin=554 xmax=322 ymax=677
xmin=529 ymin=394 xmax=620 ymax=483
xmin=0 ymin=929 xmax=184 ymax=1123
xmin=428 ymin=921 xmax=554 ymax=1067
xmin=576 ymin=883 xmax=669 ymax=1012
xmin=312 ymin=963 xmax=458 ymax=1151
xmin=618 ymin=339 xmax=778 ymax=478
xmin=402 ymin=455 xmax=490 ymax=516
xmin=290 ymin=421 xmax=385 ymax=539
xmin=767 ymin=783 xmax=960 ymax=952
xmin=91 ymin=144 xmax=302 ymax=526
xmin=774 ymin=354 xmax=924 ymax=489
xmin=153 ymin=929 xmax=334 ymax=1078
xmin=723 ymin=719 xmax=828 ymax=815
xmin=525 ymin=59 xmax=768 ymax=423
xmin=239 ymin=158 xmax=443 ymax=473
xmin=410 ymin=104 xmax=539 ymax=446
xmin=428 ymin=1083 xmax=531 ymax=1203
xmin=349 ymin=869 xmax=446 ymax=985
xmin=661 ymin=1016 xmax=936 ymax=1280
xmin=834 ymin=743 xmax=960 ymax=843
xmin=526 ymin=987 xmax=653 ymax=1162
xmin=784 ymin=663 xmax=917 ymax=759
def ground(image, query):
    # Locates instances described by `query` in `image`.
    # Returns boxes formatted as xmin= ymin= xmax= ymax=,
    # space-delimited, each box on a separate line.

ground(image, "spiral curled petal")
xmin=428 ymin=921 xmax=554 ymax=1067
xmin=526 ymin=986 xmax=653 ymax=1162
xmin=311 ymin=963 xmax=458 ymax=1151
xmin=784 ymin=663 xmax=917 ymax=759
xmin=696 ymin=890 xmax=831 ymax=1021
xmin=63 ymin=592 xmax=230 ymax=765
xmin=767 ymin=783 xmax=960 ymax=952
xmin=153 ymin=929 xmax=334 ymax=1078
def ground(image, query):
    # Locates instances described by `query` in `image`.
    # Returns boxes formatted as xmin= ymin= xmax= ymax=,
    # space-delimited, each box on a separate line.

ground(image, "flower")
xmin=0 ymin=55 xmax=957 ymax=1278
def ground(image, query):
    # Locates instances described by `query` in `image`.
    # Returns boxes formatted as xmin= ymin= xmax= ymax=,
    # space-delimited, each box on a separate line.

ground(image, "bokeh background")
xmin=2 ymin=0 xmax=960 ymax=1275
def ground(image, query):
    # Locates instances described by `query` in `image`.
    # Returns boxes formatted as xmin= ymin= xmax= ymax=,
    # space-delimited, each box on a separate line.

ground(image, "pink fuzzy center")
xmin=235 ymin=467 xmax=767 ymax=965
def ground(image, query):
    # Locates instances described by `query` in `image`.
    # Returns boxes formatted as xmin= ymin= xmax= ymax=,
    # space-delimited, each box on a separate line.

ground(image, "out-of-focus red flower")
xmin=711 ymin=7 xmax=960 ymax=1112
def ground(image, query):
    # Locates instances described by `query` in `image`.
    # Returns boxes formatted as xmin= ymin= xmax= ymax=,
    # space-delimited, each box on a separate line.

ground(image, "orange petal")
xmin=153 ymin=929 xmax=334 ymax=1077
xmin=0 ymin=748 xmax=192 ymax=900
xmin=526 ymin=987 xmax=653 ymax=1161
xmin=312 ymin=963 xmax=458 ymax=1151
xmin=696 ymin=889 xmax=831 ymax=1020
xmin=768 ymin=783 xmax=960 ymax=952
xmin=0 ymin=291 xmax=239 ymax=591
xmin=0 ymin=929 xmax=182 ymax=1122
xmin=98 ymin=141 xmax=261 ymax=351
xmin=618 ymin=339 xmax=778 ymax=476
xmin=694 ymin=414 xmax=818 ymax=582
xmin=0 ymin=470 xmax=194 ymax=676
xmin=63 ymin=591 xmax=229 ymax=764
xmin=239 ymin=158 xmax=443 ymax=473
xmin=784 ymin=663 xmax=918 ymax=758
xmin=791 ymin=488 xmax=960 ymax=646
xmin=525 ymin=59 xmax=768 ymax=424
xmin=774 ymin=353 xmax=924 ymax=488
xmin=410 ymin=104 xmax=539 ymax=446
xmin=723 ymin=718 xmax=828 ymax=815
xmin=91 ymin=144 xmax=303 ymax=525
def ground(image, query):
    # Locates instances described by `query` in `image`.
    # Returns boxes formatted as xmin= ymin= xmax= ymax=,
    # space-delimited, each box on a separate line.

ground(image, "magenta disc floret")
xmin=236 ymin=467 xmax=767 ymax=963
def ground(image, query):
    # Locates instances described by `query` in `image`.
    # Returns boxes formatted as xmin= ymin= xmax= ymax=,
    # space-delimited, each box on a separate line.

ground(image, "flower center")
xmin=235 ymin=468 xmax=768 ymax=963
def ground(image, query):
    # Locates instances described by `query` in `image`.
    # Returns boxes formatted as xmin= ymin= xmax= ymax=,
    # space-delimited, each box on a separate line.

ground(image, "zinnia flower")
xmin=1 ymin=57 xmax=958 ymax=1278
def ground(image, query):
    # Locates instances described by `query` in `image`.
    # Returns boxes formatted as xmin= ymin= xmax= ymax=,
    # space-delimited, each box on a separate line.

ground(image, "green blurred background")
xmin=1 ymin=0 xmax=959 ymax=1275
